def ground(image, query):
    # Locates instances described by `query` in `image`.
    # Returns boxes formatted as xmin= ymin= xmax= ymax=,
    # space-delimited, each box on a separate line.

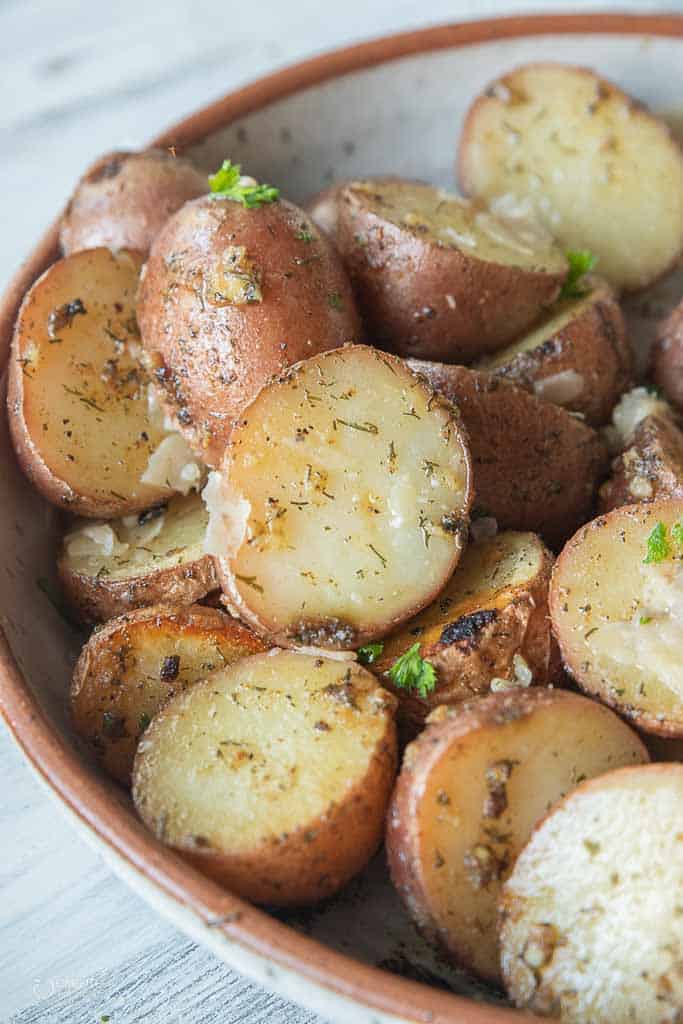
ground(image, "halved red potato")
xmin=136 ymin=192 xmax=362 ymax=467
xmin=71 ymin=604 xmax=267 ymax=784
xmin=206 ymin=345 xmax=473 ymax=649
xmin=374 ymin=530 xmax=558 ymax=727
xmin=651 ymin=299 xmax=683 ymax=410
xmin=550 ymin=498 xmax=683 ymax=736
xmin=500 ymin=764 xmax=683 ymax=1021
xmin=133 ymin=650 xmax=397 ymax=905
xmin=459 ymin=63 xmax=683 ymax=292
xmin=59 ymin=149 xmax=206 ymax=256
xmin=58 ymin=493 xmax=215 ymax=623
xmin=479 ymin=279 xmax=632 ymax=425
xmin=387 ymin=689 xmax=647 ymax=984
xmin=336 ymin=178 xmax=567 ymax=362
xmin=408 ymin=362 xmax=607 ymax=548
xmin=7 ymin=247 xmax=202 ymax=516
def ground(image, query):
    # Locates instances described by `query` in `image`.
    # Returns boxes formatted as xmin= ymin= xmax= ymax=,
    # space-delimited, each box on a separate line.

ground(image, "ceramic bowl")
xmin=2 ymin=13 xmax=683 ymax=1024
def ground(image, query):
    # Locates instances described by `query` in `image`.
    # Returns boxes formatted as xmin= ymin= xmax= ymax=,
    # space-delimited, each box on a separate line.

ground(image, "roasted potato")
xmin=408 ymin=362 xmax=607 ymax=548
xmin=72 ymin=604 xmax=267 ymax=784
xmin=387 ymin=689 xmax=647 ymax=984
xmin=550 ymin=498 xmax=683 ymax=736
xmin=336 ymin=178 xmax=567 ymax=362
xmin=479 ymin=279 xmax=632 ymax=425
xmin=374 ymin=530 xmax=558 ymax=727
xmin=59 ymin=149 xmax=206 ymax=256
xmin=500 ymin=764 xmax=683 ymax=1021
xmin=132 ymin=650 xmax=397 ymax=905
xmin=137 ymin=191 xmax=362 ymax=467
xmin=206 ymin=345 xmax=473 ymax=649
xmin=651 ymin=299 xmax=683 ymax=410
xmin=599 ymin=411 xmax=683 ymax=512
xmin=58 ymin=493 xmax=216 ymax=623
xmin=7 ymin=247 xmax=202 ymax=516
xmin=459 ymin=63 xmax=683 ymax=292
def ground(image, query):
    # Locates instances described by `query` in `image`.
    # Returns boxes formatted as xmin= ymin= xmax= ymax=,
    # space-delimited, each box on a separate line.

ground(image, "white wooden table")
xmin=3 ymin=2 xmax=682 ymax=1022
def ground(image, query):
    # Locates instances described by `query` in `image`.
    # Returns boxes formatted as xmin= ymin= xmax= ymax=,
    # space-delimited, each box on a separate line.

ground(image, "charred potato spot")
xmin=386 ymin=690 xmax=647 ymax=984
xmin=132 ymin=651 xmax=397 ymax=905
xmin=208 ymin=346 xmax=472 ymax=648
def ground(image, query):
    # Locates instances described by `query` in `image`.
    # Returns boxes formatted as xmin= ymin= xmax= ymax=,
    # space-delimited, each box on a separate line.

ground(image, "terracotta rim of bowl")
xmin=1 ymin=13 xmax=682 ymax=1024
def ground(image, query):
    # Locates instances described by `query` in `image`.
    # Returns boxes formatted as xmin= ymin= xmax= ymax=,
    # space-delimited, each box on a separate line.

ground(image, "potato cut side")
xmin=58 ymin=492 xmax=216 ymax=623
xmin=599 ymin=413 xmax=683 ymax=512
xmin=374 ymin=530 xmax=558 ymax=726
xmin=500 ymin=764 xmax=683 ymax=1021
xmin=336 ymin=178 xmax=567 ymax=362
xmin=408 ymin=362 xmax=606 ymax=549
xmin=652 ymin=300 xmax=683 ymax=411
xmin=479 ymin=280 xmax=631 ymax=425
xmin=71 ymin=604 xmax=267 ymax=785
xmin=7 ymin=247 xmax=182 ymax=516
xmin=132 ymin=650 xmax=397 ymax=905
xmin=387 ymin=689 xmax=647 ymax=985
xmin=551 ymin=498 xmax=683 ymax=735
xmin=208 ymin=346 xmax=473 ymax=649
xmin=459 ymin=63 xmax=683 ymax=291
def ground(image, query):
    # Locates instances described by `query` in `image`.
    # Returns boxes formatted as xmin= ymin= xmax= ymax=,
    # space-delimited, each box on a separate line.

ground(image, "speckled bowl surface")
xmin=2 ymin=14 xmax=683 ymax=1024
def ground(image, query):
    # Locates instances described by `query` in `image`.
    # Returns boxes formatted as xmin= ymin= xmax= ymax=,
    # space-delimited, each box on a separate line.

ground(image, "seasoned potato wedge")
xmin=500 ymin=764 xmax=683 ymax=1021
xmin=387 ymin=689 xmax=647 ymax=984
xmin=133 ymin=650 xmax=397 ymax=905
xmin=6 ymin=247 xmax=200 ymax=516
xmin=374 ymin=530 xmax=558 ymax=726
xmin=459 ymin=63 xmax=683 ymax=292
xmin=408 ymin=362 xmax=606 ymax=548
xmin=336 ymin=178 xmax=567 ymax=362
xmin=206 ymin=345 xmax=472 ymax=649
xmin=58 ymin=493 xmax=216 ymax=623
xmin=651 ymin=299 xmax=683 ymax=410
xmin=59 ymin=149 xmax=206 ymax=256
xmin=479 ymin=279 xmax=632 ymax=425
xmin=72 ymin=604 xmax=266 ymax=785
xmin=550 ymin=498 xmax=683 ymax=736
xmin=137 ymin=193 xmax=362 ymax=467
xmin=599 ymin=412 xmax=683 ymax=512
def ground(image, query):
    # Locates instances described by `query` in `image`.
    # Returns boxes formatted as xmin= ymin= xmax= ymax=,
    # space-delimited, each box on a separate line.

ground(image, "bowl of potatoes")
xmin=3 ymin=13 xmax=683 ymax=1024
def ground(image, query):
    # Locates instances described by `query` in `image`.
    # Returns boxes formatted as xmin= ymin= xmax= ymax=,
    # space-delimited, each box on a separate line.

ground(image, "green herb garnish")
xmin=639 ymin=616 xmax=652 ymax=625
xmin=295 ymin=227 xmax=314 ymax=242
xmin=208 ymin=160 xmax=279 ymax=208
xmin=357 ymin=643 xmax=384 ymax=666
xmin=138 ymin=712 xmax=151 ymax=733
xmin=672 ymin=519 xmax=683 ymax=549
xmin=328 ymin=292 xmax=344 ymax=311
xmin=644 ymin=521 xmax=671 ymax=564
xmin=387 ymin=643 xmax=437 ymax=698
xmin=559 ymin=249 xmax=597 ymax=300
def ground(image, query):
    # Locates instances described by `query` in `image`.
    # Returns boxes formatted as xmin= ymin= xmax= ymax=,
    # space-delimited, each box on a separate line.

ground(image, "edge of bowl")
xmin=2 ymin=13 xmax=683 ymax=1024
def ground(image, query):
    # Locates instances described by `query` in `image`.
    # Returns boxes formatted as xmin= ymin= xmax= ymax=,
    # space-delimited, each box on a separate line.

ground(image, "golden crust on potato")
xmin=136 ymin=194 xmax=362 ymax=467
xmin=386 ymin=689 xmax=647 ymax=984
xmin=58 ymin=493 xmax=215 ymax=623
xmin=500 ymin=764 xmax=683 ymax=1021
xmin=71 ymin=604 xmax=267 ymax=785
xmin=550 ymin=498 xmax=683 ymax=736
xmin=374 ymin=530 xmax=559 ymax=726
xmin=408 ymin=362 xmax=607 ymax=548
xmin=7 ymin=247 xmax=184 ymax=516
xmin=459 ymin=63 xmax=683 ymax=292
xmin=651 ymin=300 xmax=683 ymax=411
xmin=336 ymin=178 xmax=567 ymax=362
xmin=132 ymin=650 xmax=397 ymax=905
xmin=207 ymin=345 xmax=473 ymax=649
xmin=599 ymin=413 xmax=683 ymax=512
xmin=480 ymin=279 xmax=632 ymax=425
xmin=59 ymin=149 xmax=206 ymax=257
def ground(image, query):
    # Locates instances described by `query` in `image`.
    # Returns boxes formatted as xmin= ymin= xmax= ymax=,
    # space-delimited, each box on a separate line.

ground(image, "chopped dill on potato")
xmin=644 ymin=521 xmax=670 ymax=564
xmin=208 ymin=159 xmax=280 ymax=208
xmin=387 ymin=642 xmax=437 ymax=698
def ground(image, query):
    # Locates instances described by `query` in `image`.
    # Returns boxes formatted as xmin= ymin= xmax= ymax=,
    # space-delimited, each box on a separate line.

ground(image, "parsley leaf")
xmin=357 ymin=643 xmax=384 ymax=666
xmin=387 ymin=642 xmax=437 ymax=698
xmin=644 ymin=521 xmax=670 ymax=564
xmin=559 ymin=249 xmax=597 ymax=300
xmin=672 ymin=518 xmax=683 ymax=550
xmin=208 ymin=159 xmax=279 ymax=208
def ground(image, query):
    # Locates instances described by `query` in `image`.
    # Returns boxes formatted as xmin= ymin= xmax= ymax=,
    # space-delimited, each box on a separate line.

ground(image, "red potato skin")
xmin=59 ymin=149 xmax=206 ymax=256
xmin=651 ymin=302 xmax=683 ymax=411
xmin=336 ymin=182 xmax=566 ymax=363
xmin=136 ymin=196 xmax=363 ymax=467
xmin=598 ymin=413 xmax=683 ymax=513
xmin=408 ymin=361 xmax=607 ymax=549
